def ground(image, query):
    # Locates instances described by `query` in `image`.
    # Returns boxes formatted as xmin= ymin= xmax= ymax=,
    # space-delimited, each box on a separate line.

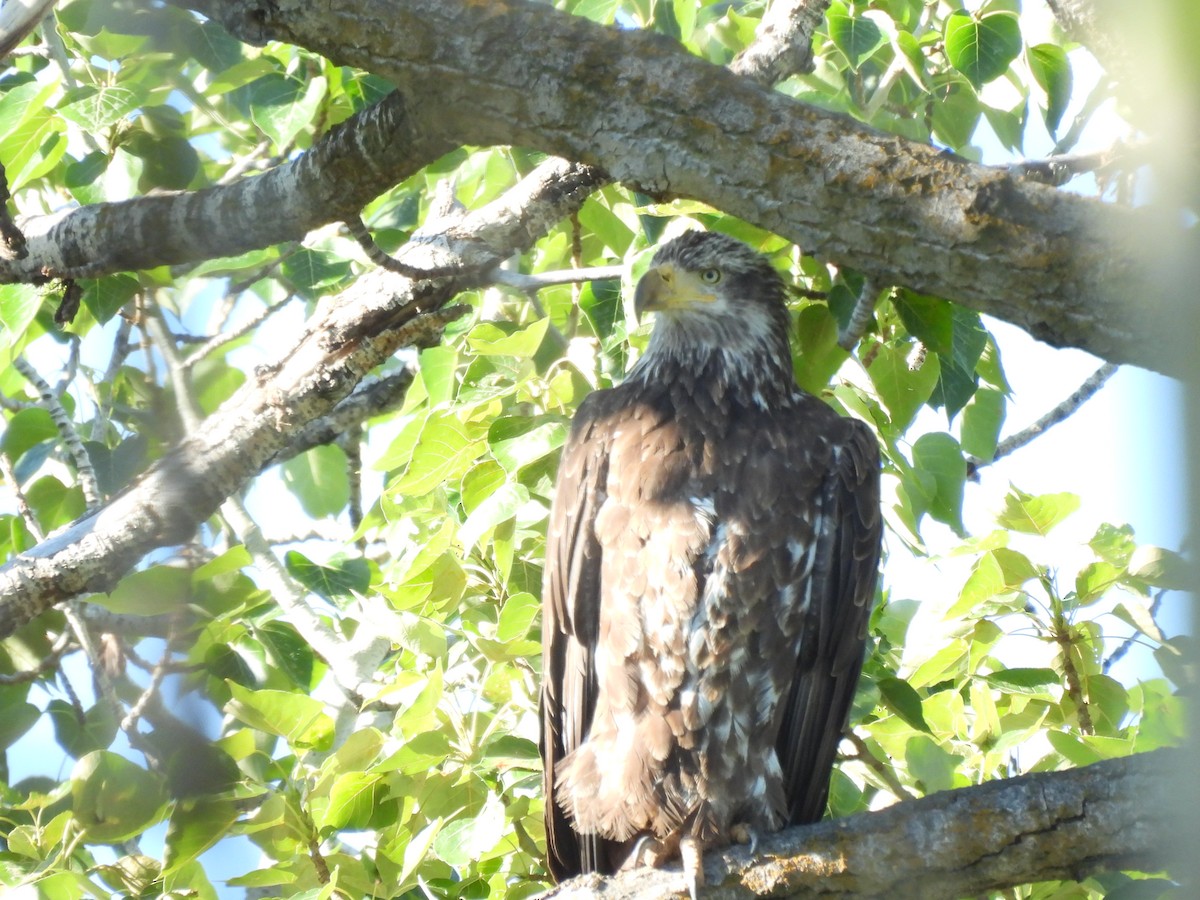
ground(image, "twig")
xmin=0 ymin=449 xmax=43 ymax=537
xmin=973 ymin=363 xmax=1117 ymax=469
xmin=345 ymin=212 xmax=489 ymax=278
xmin=730 ymin=0 xmax=830 ymax=86
xmin=1006 ymin=140 xmax=1149 ymax=188
xmin=0 ymin=629 xmax=73 ymax=684
xmin=844 ymin=730 xmax=917 ymax=801
xmin=491 ymin=264 xmax=623 ymax=292
xmin=120 ymin=630 xmax=176 ymax=735
xmin=142 ymin=293 xmax=204 ymax=433
xmin=1046 ymin=577 xmax=1095 ymax=736
xmin=91 ymin=316 xmax=134 ymax=441
xmin=181 ymin=292 xmax=299 ymax=369
xmin=838 ymin=277 xmax=882 ymax=349
xmin=1104 ymin=589 xmax=1166 ymax=673
xmin=13 ymin=356 xmax=102 ymax=510
xmin=340 ymin=425 xmax=366 ymax=543
xmin=220 ymin=495 xmax=374 ymax=703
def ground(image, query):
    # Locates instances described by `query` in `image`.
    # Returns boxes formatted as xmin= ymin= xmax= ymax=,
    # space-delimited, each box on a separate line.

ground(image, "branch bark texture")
xmin=171 ymin=0 xmax=1178 ymax=375
xmin=540 ymin=749 xmax=1180 ymax=899
xmin=1 ymin=92 xmax=454 ymax=281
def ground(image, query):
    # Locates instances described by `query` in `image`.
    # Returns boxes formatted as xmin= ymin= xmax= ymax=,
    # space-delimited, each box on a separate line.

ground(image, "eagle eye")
xmin=699 ymin=268 xmax=722 ymax=285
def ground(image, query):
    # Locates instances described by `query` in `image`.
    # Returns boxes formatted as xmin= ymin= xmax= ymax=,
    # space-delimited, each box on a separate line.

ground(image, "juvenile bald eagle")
xmin=540 ymin=231 xmax=882 ymax=896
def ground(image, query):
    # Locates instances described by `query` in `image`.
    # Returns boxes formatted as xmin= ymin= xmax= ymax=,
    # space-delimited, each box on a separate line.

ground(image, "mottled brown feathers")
xmin=540 ymin=232 xmax=882 ymax=885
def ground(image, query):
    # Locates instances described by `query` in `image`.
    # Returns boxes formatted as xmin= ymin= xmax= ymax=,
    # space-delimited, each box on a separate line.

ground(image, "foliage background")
xmin=0 ymin=1 xmax=1190 ymax=898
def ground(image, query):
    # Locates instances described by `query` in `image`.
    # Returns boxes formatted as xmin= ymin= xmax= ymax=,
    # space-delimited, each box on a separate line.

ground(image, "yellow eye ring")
xmin=699 ymin=268 xmax=721 ymax=285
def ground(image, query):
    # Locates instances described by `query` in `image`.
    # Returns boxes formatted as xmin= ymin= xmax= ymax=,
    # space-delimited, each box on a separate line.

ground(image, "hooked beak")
xmin=634 ymin=263 xmax=675 ymax=321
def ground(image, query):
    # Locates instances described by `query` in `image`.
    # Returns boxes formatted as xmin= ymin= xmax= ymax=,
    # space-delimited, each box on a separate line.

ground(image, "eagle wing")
xmin=540 ymin=391 xmax=620 ymax=880
xmin=777 ymin=416 xmax=882 ymax=825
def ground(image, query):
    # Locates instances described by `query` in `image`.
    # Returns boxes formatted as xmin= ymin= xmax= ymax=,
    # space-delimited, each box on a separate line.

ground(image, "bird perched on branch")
xmin=540 ymin=230 xmax=883 ymax=897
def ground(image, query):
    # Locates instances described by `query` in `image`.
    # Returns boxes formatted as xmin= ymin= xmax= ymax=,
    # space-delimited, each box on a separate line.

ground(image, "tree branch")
xmin=0 ymin=158 xmax=606 ymax=638
xmin=0 ymin=91 xmax=454 ymax=282
xmin=539 ymin=750 xmax=1181 ymax=899
xmin=167 ymin=0 xmax=1183 ymax=376
xmin=730 ymin=0 xmax=830 ymax=85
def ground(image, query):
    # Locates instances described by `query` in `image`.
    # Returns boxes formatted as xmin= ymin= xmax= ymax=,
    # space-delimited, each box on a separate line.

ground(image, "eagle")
xmin=539 ymin=230 xmax=882 ymax=896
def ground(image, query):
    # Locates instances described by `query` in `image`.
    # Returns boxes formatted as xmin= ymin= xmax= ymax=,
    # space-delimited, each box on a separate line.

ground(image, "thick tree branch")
xmin=540 ymin=750 xmax=1181 ymax=899
xmin=0 ymin=91 xmax=454 ymax=281
xmin=166 ymin=0 xmax=1185 ymax=376
xmin=0 ymin=158 xmax=605 ymax=639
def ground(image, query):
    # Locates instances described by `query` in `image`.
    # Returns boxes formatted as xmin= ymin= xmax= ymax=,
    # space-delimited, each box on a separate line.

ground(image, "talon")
xmin=628 ymin=834 xmax=659 ymax=868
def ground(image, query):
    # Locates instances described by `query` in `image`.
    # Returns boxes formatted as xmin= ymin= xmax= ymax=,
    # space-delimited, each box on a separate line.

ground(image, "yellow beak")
xmin=633 ymin=263 xmax=715 ymax=321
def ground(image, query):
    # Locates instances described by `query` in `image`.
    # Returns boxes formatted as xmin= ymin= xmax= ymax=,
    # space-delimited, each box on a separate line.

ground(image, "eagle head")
xmin=632 ymin=231 xmax=794 ymax=395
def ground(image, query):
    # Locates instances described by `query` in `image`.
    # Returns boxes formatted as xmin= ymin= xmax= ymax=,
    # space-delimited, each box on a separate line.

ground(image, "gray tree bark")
xmin=541 ymin=750 xmax=1180 ymax=899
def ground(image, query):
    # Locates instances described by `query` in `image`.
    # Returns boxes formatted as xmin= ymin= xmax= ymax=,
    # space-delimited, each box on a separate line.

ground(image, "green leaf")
xmin=378 ymin=729 xmax=453 ymax=775
xmin=1089 ymin=522 xmax=1136 ymax=567
xmin=792 ymin=305 xmax=849 ymax=394
xmin=2 ymin=407 xmax=58 ymax=465
xmin=397 ymin=818 xmax=446 ymax=888
xmin=877 ymin=676 xmax=930 ymax=733
xmin=224 ymin=683 xmax=334 ymax=750
xmin=949 ymin=548 xmax=1039 ymax=618
xmin=285 ymin=551 xmax=371 ymax=600
xmin=827 ymin=2 xmax=886 ymax=71
xmin=944 ymin=10 xmax=1023 ymax=89
xmin=460 ymin=480 xmax=527 ymax=551
xmin=1112 ymin=598 xmax=1166 ymax=644
xmin=867 ymin=345 xmax=940 ymax=430
xmin=317 ymin=773 xmax=388 ymax=831
xmin=960 ymin=387 xmax=1005 ymax=461
xmin=49 ymin=699 xmax=118 ymax=758
xmin=496 ymin=591 xmax=539 ymax=642
xmin=1074 ymin=560 xmax=1123 ymax=605
xmin=282 ymin=444 xmax=350 ymax=518
xmin=893 ymin=293 xmax=987 ymax=418
xmin=58 ymin=86 xmax=141 ymax=131
xmin=248 ymin=74 xmax=327 ymax=149
xmin=432 ymin=794 xmax=506 ymax=867
xmin=0 ymin=284 xmax=41 ymax=348
xmin=71 ymin=751 xmax=169 ymax=843
xmin=393 ymin=410 xmax=489 ymax=496
xmin=908 ymin=638 xmax=968 ymax=689
xmin=931 ymin=81 xmax=981 ymax=151
xmin=281 ymin=249 xmax=352 ymax=296
xmin=981 ymin=667 xmax=1060 ymax=695
xmin=904 ymin=734 xmax=960 ymax=793
xmin=96 ymin=565 xmax=191 ymax=616
xmin=911 ymin=432 xmax=966 ymax=535
xmin=80 ymin=274 xmax=140 ymax=325
xmin=1028 ymin=43 xmax=1072 ymax=134
xmin=467 ymin=317 xmax=550 ymax=358
xmin=163 ymin=798 xmax=240 ymax=875
xmin=981 ymin=99 xmax=1027 ymax=153
xmin=996 ymin=487 xmax=1080 ymax=535
xmin=489 ymin=418 xmax=568 ymax=473
xmin=1126 ymin=545 xmax=1190 ymax=590
xmin=461 ymin=460 xmax=507 ymax=513
xmin=257 ymin=621 xmax=315 ymax=688
xmin=418 ymin=344 xmax=458 ymax=408
xmin=0 ymin=685 xmax=40 ymax=750
xmin=378 ymin=609 xmax=448 ymax=660
xmin=1046 ymin=730 xmax=1105 ymax=766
